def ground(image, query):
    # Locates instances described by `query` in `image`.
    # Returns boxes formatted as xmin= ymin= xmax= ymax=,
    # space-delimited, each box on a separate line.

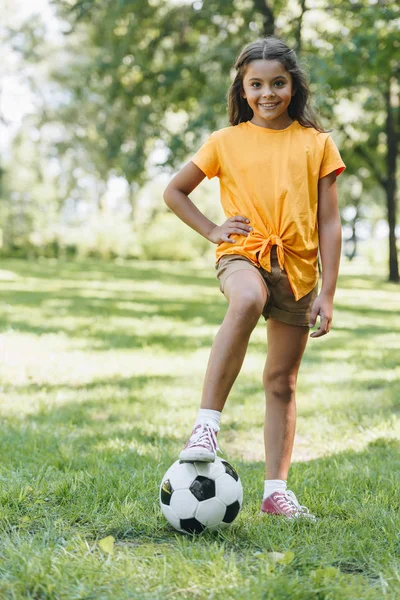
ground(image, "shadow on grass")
xmin=0 ymin=257 xmax=217 ymax=288
xmin=0 ymin=314 xmax=222 ymax=351
xmin=2 ymin=357 xmax=399 ymax=439
xmin=0 ymin=374 xmax=177 ymax=395
xmin=334 ymin=304 xmax=399 ymax=318
xmin=335 ymin=272 xmax=400 ymax=290
xmin=1 ymin=258 xmax=399 ymax=357
xmin=0 ymin=291 xmax=227 ymax=351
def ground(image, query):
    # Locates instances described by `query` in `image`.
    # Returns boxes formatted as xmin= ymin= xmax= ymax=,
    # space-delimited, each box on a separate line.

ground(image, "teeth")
xmin=260 ymin=103 xmax=277 ymax=107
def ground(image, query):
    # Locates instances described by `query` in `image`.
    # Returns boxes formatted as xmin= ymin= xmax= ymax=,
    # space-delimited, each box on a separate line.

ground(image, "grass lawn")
xmin=0 ymin=255 xmax=399 ymax=599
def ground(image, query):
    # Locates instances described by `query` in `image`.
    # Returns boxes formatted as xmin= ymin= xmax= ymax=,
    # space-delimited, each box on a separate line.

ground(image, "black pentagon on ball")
xmin=189 ymin=476 xmax=216 ymax=501
xmin=223 ymin=500 xmax=241 ymax=523
xmin=221 ymin=460 xmax=239 ymax=482
xmin=180 ymin=517 xmax=205 ymax=534
xmin=160 ymin=479 xmax=173 ymax=506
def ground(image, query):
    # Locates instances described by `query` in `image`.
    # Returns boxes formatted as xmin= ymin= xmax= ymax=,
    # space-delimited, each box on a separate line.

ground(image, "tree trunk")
xmin=252 ymin=0 xmax=275 ymax=36
xmin=128 ymin=182 xmax=137 ymax=222
xmin=345 ymin=210 xmax=358 ymax=262
xmin=385 ymin=84 xmax=399 ymax=282
xmin=293 ymin=0 xmax=307 ymax=55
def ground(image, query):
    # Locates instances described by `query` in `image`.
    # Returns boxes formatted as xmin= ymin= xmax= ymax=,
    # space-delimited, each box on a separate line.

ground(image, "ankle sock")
xmin=194 ymin=409 xmax=221 ymax=432
xmin=263 ymin=479 xmax=287 ymax=499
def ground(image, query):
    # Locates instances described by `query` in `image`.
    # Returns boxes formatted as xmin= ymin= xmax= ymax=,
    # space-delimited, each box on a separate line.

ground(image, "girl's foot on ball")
xmin=179 ymin=423 xmax=220 ymax=463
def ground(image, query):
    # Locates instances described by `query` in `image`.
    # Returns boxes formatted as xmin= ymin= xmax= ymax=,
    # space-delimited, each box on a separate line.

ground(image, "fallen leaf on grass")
xmin=254 ymin=550 xmax=294 ymax=565
xmin=98 ymin=535 xmax=115 ymax=555
xmin=311 ymin=567 xmax=339 ymax=583
xmin=273 ymin=551 xmax=294 ymax=565
xmin=20 ymin=516 xmax=31 ymax=523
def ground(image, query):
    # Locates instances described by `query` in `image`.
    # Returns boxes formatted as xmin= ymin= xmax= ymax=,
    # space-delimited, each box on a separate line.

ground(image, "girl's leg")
xmin=200 ymin=269 xmax=268 ymax=411
xmin=180 ymin=268 xmax=268 ymax=461
xmin=263 ymin=318 xmax=309 ymax=480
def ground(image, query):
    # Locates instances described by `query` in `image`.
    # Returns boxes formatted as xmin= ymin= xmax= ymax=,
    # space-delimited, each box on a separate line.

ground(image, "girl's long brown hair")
xmin=228 ymin=37 xmax=328 ymax=132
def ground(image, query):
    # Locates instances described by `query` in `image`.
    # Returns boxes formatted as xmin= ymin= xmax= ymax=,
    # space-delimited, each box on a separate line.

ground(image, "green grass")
xmin=0 ymin=255 xmax=399 ymax=599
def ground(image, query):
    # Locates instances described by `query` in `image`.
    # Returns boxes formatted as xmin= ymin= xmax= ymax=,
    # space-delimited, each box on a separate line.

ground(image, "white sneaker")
xmin=179 ymin=423 xmax=220 ymax=463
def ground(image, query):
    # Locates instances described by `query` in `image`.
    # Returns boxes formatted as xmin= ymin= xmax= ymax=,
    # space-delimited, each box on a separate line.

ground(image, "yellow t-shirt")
xmin=191 ymin=120 xmax=346 ymax=301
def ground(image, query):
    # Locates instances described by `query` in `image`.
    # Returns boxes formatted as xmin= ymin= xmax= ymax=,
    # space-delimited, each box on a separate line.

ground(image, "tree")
xmin=307 ymin=0 xmax=399 ymax=281
xmin=51 ymin=0 xmax=295 ymax=171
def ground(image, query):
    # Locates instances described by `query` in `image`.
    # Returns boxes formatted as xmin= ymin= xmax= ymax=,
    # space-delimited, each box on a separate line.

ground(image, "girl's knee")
xmin=228 ymin=289 xmax=266 ymax=321
xmin=263 ymin=369 xmax=297 ymax=401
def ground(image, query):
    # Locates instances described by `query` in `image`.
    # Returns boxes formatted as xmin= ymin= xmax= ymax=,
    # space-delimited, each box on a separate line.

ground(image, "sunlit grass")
xmin=0 ymin=254 xmax=399 ymax=599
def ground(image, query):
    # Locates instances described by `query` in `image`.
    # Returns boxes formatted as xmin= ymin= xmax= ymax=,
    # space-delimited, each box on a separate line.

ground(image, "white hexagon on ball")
xmin=168 ymin=461 xmax=198 ymax=490
xmin=195 ymin=459 xmax=225 ymax=479
xmin=196 ymin=497 xmax=226 ymax=527
xmin=170 ymin=489 xmax=198 ymax=520
xmin=215 ymin=473 xmax=241 ymax=505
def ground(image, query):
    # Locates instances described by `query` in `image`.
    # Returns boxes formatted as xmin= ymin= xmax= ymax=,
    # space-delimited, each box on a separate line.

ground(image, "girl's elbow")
xmin=163 ymin=185 xmax=174 ymax=207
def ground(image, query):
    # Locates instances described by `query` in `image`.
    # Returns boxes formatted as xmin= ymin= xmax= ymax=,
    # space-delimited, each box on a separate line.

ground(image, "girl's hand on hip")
xmin=208 ymin=216 xmax=252 ymax=245
xmin=309 ymin=293 xmax=333 ymax=338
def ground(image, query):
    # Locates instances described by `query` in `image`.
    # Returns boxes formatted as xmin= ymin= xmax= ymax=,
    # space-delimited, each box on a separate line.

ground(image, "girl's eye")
xmin=251 ymin=81 xmax=285 ymax=88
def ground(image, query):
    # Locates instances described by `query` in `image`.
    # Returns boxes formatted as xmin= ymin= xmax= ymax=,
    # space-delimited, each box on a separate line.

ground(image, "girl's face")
xmin=241 ymin=59 xmax=295 ymax=130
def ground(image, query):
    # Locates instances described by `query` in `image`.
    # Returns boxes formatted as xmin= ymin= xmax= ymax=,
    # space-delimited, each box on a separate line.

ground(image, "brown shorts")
xmin=215 ymin=246 xmax=318 ymax=327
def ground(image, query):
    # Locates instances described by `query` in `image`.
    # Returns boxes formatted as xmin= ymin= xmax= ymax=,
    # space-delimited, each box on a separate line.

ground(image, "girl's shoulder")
xmin=296 ymin=124 xmax=336 ymax=154
xmin=297 ymin=122 xmax=330 ymax=136
xmin=298 ymin=123 xmax=335 ymax=142
xmin=208 ymin=125 xmax=239 ymax=140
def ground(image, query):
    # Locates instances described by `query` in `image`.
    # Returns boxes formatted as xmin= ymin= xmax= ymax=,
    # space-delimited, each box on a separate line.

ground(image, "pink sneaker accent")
xmin=260 ymin=490 xmax=316 ymax=522
xmin=179 ymin=423 xmax=221 ymax=463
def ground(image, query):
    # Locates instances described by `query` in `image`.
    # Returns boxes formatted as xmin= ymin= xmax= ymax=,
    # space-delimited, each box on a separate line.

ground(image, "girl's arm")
xmin=164 ymin=162 xmax=216 ymax=241
xmin=163 ymin=162 xmax=252 ymax=244
xmin=309 ymin=171 xmax=342 ymax=338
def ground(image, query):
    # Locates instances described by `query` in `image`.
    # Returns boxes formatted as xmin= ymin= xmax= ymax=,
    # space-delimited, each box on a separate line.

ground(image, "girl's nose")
xmin=262 ymin=89 xmax=275 ymax=98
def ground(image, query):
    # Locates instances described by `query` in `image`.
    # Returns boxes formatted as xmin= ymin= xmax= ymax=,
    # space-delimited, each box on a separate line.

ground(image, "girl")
xmin=163 ymin=37 xmax=345 ymax=521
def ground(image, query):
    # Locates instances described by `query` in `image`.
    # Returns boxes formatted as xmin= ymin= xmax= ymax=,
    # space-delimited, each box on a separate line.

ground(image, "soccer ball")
xmin=159 ymin=457 xmax=243 ymax=534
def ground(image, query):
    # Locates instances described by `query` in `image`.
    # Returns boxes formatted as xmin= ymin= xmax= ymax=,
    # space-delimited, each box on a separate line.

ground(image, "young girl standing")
xmin=163 ymin=37 xmax=345 ymax=521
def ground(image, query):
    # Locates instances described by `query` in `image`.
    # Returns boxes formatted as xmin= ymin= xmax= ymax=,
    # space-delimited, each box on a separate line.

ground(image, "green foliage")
xmin=138 ymin=211 xmax=212 ymax=260
xmin=61 ymin=213 xmax=140 ymax=260
xmin=49 ymin=0 xmax=399 ymax=179
xmin=308 ymin=0 xmax=399 ymax=179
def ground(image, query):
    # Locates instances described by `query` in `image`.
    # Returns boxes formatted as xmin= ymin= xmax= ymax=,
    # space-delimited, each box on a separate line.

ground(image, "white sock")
xmin=263 ymin=479 xmax=287 ymax=499
xmin=193 ymin=409 xmax=221 ymax=432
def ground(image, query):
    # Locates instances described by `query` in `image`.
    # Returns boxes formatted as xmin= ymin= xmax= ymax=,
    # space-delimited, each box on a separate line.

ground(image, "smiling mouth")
xmin=258 ymin=103 xmax=279 ymax=108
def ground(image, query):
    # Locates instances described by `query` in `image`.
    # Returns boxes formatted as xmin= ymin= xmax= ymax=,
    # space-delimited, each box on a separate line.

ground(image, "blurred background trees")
xmin=1 ymin=0 xmax=399 ymax=280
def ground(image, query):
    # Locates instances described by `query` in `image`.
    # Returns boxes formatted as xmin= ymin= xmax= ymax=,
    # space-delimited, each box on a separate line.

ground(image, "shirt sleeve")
xmin=191 ymin=132 xmax=220 ymax=179
xmin=319 ymin=135 xmax=346 ymax=179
